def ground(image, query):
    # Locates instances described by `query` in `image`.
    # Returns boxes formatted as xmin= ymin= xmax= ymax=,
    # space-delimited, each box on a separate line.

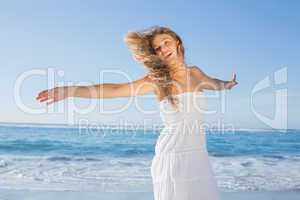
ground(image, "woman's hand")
xmin=36 ymin=86 xmax=69 ymax=105
xmin=225 ymin=73 xmax=238 ymax=90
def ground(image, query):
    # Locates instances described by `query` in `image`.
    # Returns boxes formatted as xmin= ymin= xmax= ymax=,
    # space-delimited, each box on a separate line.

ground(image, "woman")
xmin=36 ymin=26 xmax=237 ymax=199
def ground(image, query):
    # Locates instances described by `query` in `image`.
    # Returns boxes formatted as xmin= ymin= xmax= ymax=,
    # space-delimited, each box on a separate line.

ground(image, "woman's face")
xmin=152 ymin=33 xmax=182 ymax=65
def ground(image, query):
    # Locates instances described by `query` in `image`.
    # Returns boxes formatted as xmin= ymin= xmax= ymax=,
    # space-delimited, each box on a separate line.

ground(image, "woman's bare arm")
xmin=36 ymin=75 xmax=157 ymax=105
xmin=191 ymin=66 xmax=238 ymax=91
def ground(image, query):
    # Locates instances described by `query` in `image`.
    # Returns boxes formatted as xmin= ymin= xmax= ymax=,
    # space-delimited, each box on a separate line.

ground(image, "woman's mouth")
xmin=165 ymin=52 xmax=173 ymax=58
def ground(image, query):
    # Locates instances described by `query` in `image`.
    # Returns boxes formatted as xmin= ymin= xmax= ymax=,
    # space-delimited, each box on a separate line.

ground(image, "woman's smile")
xmin=165 ymin=52 xmax=173 ymax=58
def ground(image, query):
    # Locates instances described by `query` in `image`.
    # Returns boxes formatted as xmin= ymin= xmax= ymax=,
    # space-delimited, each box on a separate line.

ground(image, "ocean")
xmin=0 ymin=123 xmax=299 ymax=193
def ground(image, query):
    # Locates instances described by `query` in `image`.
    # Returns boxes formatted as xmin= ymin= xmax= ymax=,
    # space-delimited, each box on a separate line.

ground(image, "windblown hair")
xmin=124 ymin=26 xmax=185 ymax=109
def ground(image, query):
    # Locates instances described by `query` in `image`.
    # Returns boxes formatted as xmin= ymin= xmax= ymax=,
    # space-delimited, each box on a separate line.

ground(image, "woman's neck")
xmin=168 ymin=61 xmax=187 ymax=76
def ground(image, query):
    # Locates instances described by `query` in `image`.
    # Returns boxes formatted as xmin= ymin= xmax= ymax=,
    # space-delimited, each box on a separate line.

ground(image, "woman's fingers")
xmin=36 ymin=95 xmax=48 ymax=101
xmin=38 ymin=95 xmax=55 ymax=104
xmin=225 ymin=73 xmax=238 ymax=90
xmin=39 ymin=98 xmax=48 ymax=102
xmin=36 ymin=93 xmax=48 ymax=101
xmin=46 ymin=95 xmax=62 ymax=105
xmin=46 ymin=99 xmax=55 ymax=105
xmin=36 ymin=90 xmax=49 ymax=99
xmin=36 ymin=92 xmax=51 ymax=101
xmin=36 ymin=87 xmax=67 ymax=105
xmin=232 ymin=73 xmax=236 ymax=82
xmin=36 ymin=89 xmax=53 ymax=103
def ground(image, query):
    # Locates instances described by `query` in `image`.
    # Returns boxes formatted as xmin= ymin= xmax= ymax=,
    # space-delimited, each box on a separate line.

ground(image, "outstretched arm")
xmin=191 ymin=66 xmax=238 ymax=91
xmin=36 ymin=75 xmax=157 ymax=105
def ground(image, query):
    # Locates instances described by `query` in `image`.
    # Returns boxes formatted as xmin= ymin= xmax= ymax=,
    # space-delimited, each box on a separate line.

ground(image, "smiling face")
xmin=151 ymin=33 xmax=183 ymax=65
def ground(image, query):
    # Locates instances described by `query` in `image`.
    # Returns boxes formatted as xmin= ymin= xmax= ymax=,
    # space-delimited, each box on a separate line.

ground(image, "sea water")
xmin=0 ymin=123 xmax=299 ymax=192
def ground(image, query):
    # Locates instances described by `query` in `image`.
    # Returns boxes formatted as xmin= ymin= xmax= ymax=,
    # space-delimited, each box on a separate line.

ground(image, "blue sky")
xmin=0 ymin=0 xmax=299 ymax=129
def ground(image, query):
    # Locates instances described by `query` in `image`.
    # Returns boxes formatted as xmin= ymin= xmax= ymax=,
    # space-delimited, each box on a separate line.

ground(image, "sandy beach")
xmin=0 ymin=189 xmax=300 ymax=200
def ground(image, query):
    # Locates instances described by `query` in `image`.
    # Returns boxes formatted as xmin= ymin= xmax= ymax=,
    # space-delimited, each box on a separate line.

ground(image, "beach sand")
xmin=0 ymin=189 xmax=299 ymax=200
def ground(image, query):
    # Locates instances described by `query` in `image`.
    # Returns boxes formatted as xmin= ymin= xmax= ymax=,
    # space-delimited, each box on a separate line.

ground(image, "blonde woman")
xmin=36 ymin=26 xmax=237 ymax=200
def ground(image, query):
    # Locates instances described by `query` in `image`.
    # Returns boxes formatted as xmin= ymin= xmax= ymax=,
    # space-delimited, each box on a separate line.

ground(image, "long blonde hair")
xmin=124 ymin=26 xmax=185 ymax=108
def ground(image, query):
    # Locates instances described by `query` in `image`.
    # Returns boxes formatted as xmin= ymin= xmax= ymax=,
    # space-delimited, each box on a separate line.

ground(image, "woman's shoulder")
xmin=187 ymin=64 xmax=202 ymax=73
xmin=187 ymin=65 xmax=208 ymax=80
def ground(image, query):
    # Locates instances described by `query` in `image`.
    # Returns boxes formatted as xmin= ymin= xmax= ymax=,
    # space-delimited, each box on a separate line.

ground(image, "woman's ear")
xmin=176 ymin=41 xmax=180 ymax=51
xmin=177 ymin=43 xmax=182 ymax=56
xmin=176 ymin=40 xmax=180 ymax=48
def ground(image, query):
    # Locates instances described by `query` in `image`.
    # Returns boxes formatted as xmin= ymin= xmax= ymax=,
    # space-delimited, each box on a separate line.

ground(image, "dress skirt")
xmin=151 ymin=148 xmax=221 ymax=200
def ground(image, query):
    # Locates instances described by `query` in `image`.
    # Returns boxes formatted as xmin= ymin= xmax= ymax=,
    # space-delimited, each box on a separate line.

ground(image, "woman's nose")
xmin=160 ymin=45 xmax=169 ymax=55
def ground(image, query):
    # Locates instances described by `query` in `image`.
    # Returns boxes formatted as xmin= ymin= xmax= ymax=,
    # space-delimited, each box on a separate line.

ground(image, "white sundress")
xmin=151 ymin=91 xmax=221 ymax=200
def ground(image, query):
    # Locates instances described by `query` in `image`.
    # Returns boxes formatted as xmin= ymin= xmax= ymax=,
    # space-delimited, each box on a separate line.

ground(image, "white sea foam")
xmin=0 ymin=154 xmax=299 ymax=192
xmin=0 ymin=155 xmax=153 ymax=192
xmin=210 ymin=155 xmax=300 ymax=191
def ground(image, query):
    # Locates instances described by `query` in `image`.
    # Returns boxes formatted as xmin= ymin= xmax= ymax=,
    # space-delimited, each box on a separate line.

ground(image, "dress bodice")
xmin=155 ymin=91 xmax=208 ymax=154
xmin=159 ymin=91 xmax=206 ymax=126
